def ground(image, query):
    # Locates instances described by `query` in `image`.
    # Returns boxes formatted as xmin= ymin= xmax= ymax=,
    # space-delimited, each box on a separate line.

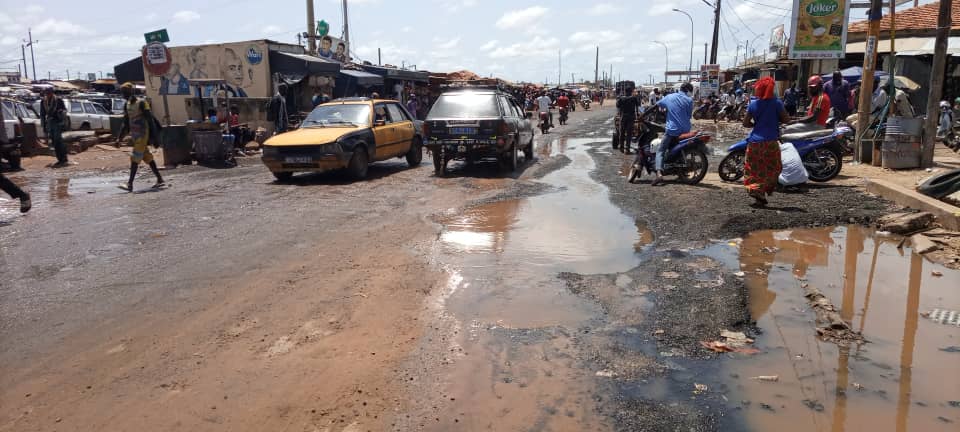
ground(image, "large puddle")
xmin=427 ymin=138 xmax=650 ymax=430
xmin=706 ymin=226 xmax=960 ymax=431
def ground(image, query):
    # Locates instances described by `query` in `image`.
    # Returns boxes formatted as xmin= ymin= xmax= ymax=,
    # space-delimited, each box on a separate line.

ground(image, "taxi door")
xmin=386 ymin=103 xmax=415 ymax=157
xmin=372 ymin=103 xmax=395 ymax=160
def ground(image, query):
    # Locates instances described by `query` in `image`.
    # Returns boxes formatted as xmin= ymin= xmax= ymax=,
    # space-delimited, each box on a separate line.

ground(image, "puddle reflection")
xmin=725 ymin=226 xmax=960 ymax=431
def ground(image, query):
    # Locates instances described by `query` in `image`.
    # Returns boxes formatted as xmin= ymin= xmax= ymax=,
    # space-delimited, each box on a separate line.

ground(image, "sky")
xmin=0 ymin=0 xmax=939 ymax=85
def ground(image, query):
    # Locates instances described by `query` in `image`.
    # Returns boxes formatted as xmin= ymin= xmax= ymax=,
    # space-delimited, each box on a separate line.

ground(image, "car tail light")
xmin=422 ymin=122 xmax=430 ymax=137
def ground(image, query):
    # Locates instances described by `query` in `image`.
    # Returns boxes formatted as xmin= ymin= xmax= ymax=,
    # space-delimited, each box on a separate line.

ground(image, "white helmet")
xmin=940 ymin=100 xmax=951 ymax=109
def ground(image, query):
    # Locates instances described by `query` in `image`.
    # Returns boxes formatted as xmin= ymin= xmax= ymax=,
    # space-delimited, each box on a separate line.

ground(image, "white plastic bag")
xmin=779 ymin=142 xmax=808 ymax=186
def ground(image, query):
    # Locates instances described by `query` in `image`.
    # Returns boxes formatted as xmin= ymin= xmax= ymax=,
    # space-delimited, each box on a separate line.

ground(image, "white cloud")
xmin=435 ymin=37 xmax=461 ymax=50
xmin=33 ymin=19 xmax=90 ymax=36
xmin=569 ymin=30 xmax=623 ymax=44
xmin=0 ymin=36 xmax=17 ymax=46
xmin=495 ymin=6 xmax=548 ymax=30
xmin=649 ymin=3 xmax=677 ymax=17
xmin=436 ymin=0 xmax=477 ymax=12
xmin=489 ymin=36 xmax=558 ymax=59
xmin=401 ymin=26 xmax=413 ymax=33
xmin=480 ymin=40 xmax=498 ymax=51
xmin=587 ymin=3 xmax=622 ymax=16
xmin=25 ymin=5 xmax=44 ymax=15
xmin=172 ymin=10 xmax=200 ymax=24
xmin=658 ymin=29 xmax=688 ymax=43
xmin=262 ymin=25 xmax=284 ymax=35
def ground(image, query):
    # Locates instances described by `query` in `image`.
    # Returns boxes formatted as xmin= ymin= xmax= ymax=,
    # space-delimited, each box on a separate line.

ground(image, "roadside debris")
xmin=700 ymin=330 xmax=760 ymax=354
xmin=595 ymin=370 xmax=616 ymax=378
xmin=660 ymin=271 xmax=681 ymax=279
xmin=922 ymin=309 xmax=960 ymax=327
xmin=751 ymin=375 xmax=779 ymax=382
xmin=802 ymin=399 xmax=825 ymax=412
xmin=693 ymin=383 xmax=708 ymax=395
xmin=877 ymin=212 xmax=935 ymax=235
xmin=800 ymin=283 xmax=866 ymax=346
xmin=932 ymin=271 xmax=944 ymax=277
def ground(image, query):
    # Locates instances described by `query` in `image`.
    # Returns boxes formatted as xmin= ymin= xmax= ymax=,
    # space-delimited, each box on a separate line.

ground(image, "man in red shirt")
xmin=784 ymin=75 xmax=831 ymax=136
xmin=556 ymin=93 xmax=570 ymax=110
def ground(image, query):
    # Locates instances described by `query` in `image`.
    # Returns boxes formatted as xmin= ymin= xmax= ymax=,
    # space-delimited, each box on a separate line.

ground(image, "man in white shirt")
xmin=648 ymin=88 xmax=660 ymax=106
xmin=536 ymin=92 xmax=554 ymax=128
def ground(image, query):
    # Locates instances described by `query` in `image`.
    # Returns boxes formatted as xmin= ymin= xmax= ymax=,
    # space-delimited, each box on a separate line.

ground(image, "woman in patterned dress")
xmin=742 ymin=76 xmax=792 ymax=206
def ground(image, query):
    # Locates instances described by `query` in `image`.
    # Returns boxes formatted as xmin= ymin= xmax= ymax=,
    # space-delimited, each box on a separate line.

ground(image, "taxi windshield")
xmin=302 ymin=104 xmax=370 ymax=128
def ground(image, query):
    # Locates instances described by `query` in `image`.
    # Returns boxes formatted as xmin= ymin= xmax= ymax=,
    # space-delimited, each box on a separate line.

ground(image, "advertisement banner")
xmin=700 ymin=64 xmax=721 ymax=97
xmin=769 ymin=24 xmax=786 ymax=53
xmin=788 ymin=0 xmax=851 ymax=59
xmin=317 ymin=35 xmax=350 ymax=63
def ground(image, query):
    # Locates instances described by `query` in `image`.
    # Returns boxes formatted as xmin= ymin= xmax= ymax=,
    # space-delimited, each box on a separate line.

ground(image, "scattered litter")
xmin=802 ymin=399 xmax=825 ymax=412
xmin=922 ymin=309 xmax=960 ymax=327
xmin=660 ymin=271 xmax=680 ymax=279
xmin=853 ymin=382 xmax=865 ymax=391
xmin=701 ymin=330 xmax=759 ymax=354
xmin=693 ymin=383 xmax=708 ymax=394
xmin=940 ymin=346 xmax=960 ymax=353
xmin=653 ymin=329 xmax=665 ymax=336
xmin=801 ymin=284 xmax=866 ymax=345
xmin=595 ymin=370 xmax=616 ymax=378
xmin=931 ymin=271 xmax=943 ymax=277
xmin=733 ymin=271 xmax=745 ymax=277
xmin=877 ymin=212 xmax=935 ymax=235
xmin=751 ymin=375 xmax=780 ymax=382
xmin=760 ymin=403 xmax=775 ymax=412
xmin=911 ymin=234 xmax=941 ymax=254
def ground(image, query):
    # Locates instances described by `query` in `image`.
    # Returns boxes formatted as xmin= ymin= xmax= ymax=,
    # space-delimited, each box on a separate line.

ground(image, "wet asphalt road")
xmin=2 ymin=105 xmax=957 ymax=431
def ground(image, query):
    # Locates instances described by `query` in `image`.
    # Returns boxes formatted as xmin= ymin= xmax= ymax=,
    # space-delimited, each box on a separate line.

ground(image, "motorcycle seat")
xmin=678 ymin=130 xmax=700 ymax=140
xmin=780 ymin=129 xmax=834 ymax=141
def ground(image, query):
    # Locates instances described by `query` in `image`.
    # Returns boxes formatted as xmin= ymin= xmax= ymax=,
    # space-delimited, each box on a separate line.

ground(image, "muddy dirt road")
xmin=2 ymin=105 xmax=957 ymax=431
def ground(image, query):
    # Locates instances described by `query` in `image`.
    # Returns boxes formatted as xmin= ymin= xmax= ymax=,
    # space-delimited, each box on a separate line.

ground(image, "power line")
xmin=737 ymin=0 xmax=791 ymax=12
xmin=724 ymin=0 xmax=759 ymax=37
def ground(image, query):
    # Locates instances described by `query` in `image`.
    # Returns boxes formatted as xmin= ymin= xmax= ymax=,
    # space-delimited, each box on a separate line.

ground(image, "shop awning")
xmin=339 ymin=69 xmax=383 ymax=86
xmin=846 ymin=36 xmax=960 ymax=56
xmin=113 ymin=57 xmax=145 ymax=84
xmin=269 ymin=51 xmax=340 ymax=82
xmin=360 ymin=65 xmax=429 ymax=82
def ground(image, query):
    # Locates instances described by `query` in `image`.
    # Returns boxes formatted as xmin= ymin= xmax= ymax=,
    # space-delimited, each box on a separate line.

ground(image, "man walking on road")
xmin=116 ymin=83 xmax=165 ymax=192
xmin=616 ymin=88 xmax=641 ymax=152
xmin=824 ymin=71 xmax=851 ymax=120
xmin=0 ymin=104 xmax=30 ymax=212
xmin=644 ymin=82 xmax=693 ymax=186
xmin=39 ymin=88 xmax=69 ymax=168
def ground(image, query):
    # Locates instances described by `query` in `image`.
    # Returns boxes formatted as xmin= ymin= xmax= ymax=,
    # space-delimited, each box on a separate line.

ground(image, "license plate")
xmin=450 ymin=127 xmax=476 ymax=135
xmin=458 ymin=145 xmax=467 ymax=153
xmin=285 ymin=156 xmax=312 ymax=164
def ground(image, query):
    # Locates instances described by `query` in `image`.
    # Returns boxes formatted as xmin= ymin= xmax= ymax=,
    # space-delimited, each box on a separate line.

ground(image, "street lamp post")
xmin=747 ymin=33 xmax=765 ymax=65
xmin=673 ymin=8 xmax=694 ymax=82
xmin=652 ymin=40 xmax=669 ymax=85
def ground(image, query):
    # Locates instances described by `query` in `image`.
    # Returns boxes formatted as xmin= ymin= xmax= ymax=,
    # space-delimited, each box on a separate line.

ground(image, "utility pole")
xmin=342 ymin=0 xmax=350 ymax=45
xmin=595 ymin=46 xmax=599 ymax=87
xmin=709 ymin=0 xmax=721 ymax=64
xmin=854 ymin=0 xmax=883 ymax=164
xmin=609 ymin=64 xmax=613 ymax=86
xmin=306 ymin=0 xmax=317 ymax=55
xmin=704 ymin=43 xmax=708 ymax=65
xmin=922 ymin=0 xmax=952 ymax=168
xmin=21 ymin=44 xmax=28 ymax=81
xmin=378 ymin=48 xmax=382 ymax=65
xmin=558 ymin=49 xmax=562 ymax=88
xmin=26 ymin=29 xmax=37 ymax=81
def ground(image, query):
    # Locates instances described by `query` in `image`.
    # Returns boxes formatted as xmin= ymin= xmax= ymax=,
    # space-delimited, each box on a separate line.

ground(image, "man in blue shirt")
xmin=783 ymin=84 xmax=799 ymax=117
xmin=823 ymin=71 xmax=851 ymax=119
xmin=643 ymin=82 xmax=694 ymax=185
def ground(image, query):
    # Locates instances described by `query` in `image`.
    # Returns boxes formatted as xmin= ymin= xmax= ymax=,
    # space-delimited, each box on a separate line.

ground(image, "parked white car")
xmin=2 ymin=98 xmax=45 ymax=139
xmin=34 ymin=98 xmax=120 ymax=131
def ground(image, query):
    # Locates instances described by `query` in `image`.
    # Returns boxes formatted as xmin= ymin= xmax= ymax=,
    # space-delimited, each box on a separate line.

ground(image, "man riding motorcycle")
xmin=557 ymin=92 xmax=570 ymax=124
xmin=642 ymin=82 xmax=694 ymax=185
xmin=536 ymin=92 xmax=554 ymax=129
xmin=783 ymin=75 xmax=831 ymax=135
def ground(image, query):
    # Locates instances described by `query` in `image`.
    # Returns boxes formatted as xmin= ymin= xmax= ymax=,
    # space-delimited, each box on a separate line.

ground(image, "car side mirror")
xmin=375 ymin=120 xmax=386 ymax=126
xmin=524 ymin=112 xmax=533 ymax=119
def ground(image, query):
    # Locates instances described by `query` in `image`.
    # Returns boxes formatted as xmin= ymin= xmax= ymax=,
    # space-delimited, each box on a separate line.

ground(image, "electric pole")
xmin=558 ymin=49 xmax=562 ymax=87
xmin=595 ymin=46 xmax=599 ymax=87
xmin=306 ymin=0 xmax=317 ymax=55
xmin=21 ymin=44 xmax=28 ymax=81
xmin=26 ymin=29 xmax=37 ymax=81
xmin=922 ymin=0 xmax=952 ymax=167
xmin=854 ymin=0 xmax=883 ymax=164
xmin=342 ymin=0 xmax=350 ymax=45
xmin=709 ymin=0 xmax=721 ymax=64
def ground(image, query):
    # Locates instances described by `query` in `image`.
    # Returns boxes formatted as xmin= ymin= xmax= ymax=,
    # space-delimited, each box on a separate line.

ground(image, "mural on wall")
xmin=146 ymin=41 xmax=269 ymax=98
xmin=317 ymin=35 xmax=349 ymax=63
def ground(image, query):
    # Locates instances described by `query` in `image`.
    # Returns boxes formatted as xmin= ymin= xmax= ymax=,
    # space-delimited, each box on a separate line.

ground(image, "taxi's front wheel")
xmin=348 ymin=148 xmax=369 ymax=180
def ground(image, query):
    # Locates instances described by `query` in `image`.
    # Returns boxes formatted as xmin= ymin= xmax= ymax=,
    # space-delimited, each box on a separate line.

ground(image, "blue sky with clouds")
xmin=0 ymin=0 xmax=937 ymax=84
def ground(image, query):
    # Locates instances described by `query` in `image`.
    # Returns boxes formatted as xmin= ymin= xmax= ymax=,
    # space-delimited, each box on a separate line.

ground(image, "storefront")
xmin=334 ymin=69 xmax=383 ymax=98
xmin=359 ymin=65 xmax=430 ymax=104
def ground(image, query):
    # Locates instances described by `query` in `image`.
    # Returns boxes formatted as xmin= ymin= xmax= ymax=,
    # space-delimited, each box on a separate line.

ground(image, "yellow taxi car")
xmin=261 ymin=98 xmax=422 ymax=181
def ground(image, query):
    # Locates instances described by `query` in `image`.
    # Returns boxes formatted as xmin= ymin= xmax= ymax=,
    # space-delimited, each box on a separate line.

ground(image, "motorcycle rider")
xmin=557 ymin=92 xmax=570 ymax=124
xmin=784 ymin=75 xmax=831 ymax=135
xmin=616 ymin=88 xmax=641 ymax=152
xmin=642 ymin=82 xmax=694 ymax=186
xmin=536 ymin=91 xmax=553 ymax=129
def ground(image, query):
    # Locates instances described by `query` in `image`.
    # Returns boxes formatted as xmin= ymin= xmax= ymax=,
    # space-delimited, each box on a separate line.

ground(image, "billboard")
xmin=788 ymin=0 xmax=852 ymax=59
xmin=700 ymin=64 xmax=721 ymax=97
xmin=770 ymin=24 xmax=787 ymax=53
xmin=316 ymin=35 xmax=349 ymax=63
xmin=144 ymin=41 xmax=270 ymax=98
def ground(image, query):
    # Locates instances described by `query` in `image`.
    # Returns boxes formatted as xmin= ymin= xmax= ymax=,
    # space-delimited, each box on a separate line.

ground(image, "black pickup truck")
xmin=423 ymin=89 xmax=534 ymax=176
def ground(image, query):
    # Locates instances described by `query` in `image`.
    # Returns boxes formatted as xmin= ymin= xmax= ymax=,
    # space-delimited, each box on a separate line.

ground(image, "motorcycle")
xmin=693 ymin=99 xmax=718 ymax=120
xmin=559 ymin=106 xmax=569 ymax=125
xmin=581 ymin=99 xmax=591 ymax=110
xmin=627 ymin=119 xmax=711 ymax=185
xmin=718 ymin=123 xmax=853 ymax=183
xmin=539 ymin=111 xmax=551 ymax=134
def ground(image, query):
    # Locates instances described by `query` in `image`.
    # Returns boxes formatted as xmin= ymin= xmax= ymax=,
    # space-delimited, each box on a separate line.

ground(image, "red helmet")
xmin=807 ymin=75 xmax=823 ymax=87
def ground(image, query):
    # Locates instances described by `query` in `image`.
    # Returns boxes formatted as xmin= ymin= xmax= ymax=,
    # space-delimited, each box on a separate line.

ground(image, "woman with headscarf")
xmin=742 ymin=76 xmax=791 ymax=206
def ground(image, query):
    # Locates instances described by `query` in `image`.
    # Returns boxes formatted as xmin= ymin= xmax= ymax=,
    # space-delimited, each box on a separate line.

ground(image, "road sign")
xmin=142 ymin=42 xmax=172 ymax=76
xmin=144 ymin=29 xmax=170 ymax=44
xmin=316 ymin=20 xmax=329 ymax=37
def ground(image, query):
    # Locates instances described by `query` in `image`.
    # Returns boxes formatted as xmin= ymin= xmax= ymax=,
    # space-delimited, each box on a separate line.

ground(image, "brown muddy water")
xmin=703 ymin=226 xmax=960 ymax=431
xmin=429 ymin=138 xmax=651 ymax=430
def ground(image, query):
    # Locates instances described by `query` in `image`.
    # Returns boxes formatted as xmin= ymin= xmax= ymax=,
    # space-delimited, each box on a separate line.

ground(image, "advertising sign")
xmin=144 ymin=28 xmax=170 ymax=44
xmin=317 ymin=35 xmax=349 ymax=63
xmin=700 ymin=64 xmax=721 ymax=97
xmin=769 ymin=24 xmax=787 ymax=53
xmin=788 ymin=0 xmax=852 ymax=59
xmin=142 ymin=42 xmax=172 ymax=76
